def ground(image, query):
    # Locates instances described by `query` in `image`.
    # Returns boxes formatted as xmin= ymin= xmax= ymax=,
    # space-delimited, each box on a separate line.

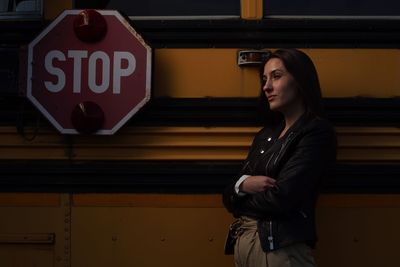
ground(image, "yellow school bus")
xmin=0 ymin=0 xmax=399 ymax=266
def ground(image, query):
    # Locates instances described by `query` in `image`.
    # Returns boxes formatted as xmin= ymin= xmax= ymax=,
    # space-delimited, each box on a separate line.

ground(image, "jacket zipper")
xmin=273 ymin=131 xmax=295 ymax=165
xmin=268 ymin=220 xmax=274 ymax=250
xmin=266 ymin=132 xmax=296 ymax=251
xmin=299 ymin=210 xmax=308 ymax=218
xmin=240 ymin=161 xmax=250 ymax=174
xmin=264 ymin=151 xmax=275 ymax=175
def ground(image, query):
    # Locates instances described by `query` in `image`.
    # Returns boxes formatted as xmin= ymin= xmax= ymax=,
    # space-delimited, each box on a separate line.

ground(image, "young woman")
xmin=223 ymin=49 xmax=336 ymax=267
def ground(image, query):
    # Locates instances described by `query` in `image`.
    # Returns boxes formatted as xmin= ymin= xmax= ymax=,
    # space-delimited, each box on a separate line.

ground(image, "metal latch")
xmin=237 ymin=50 xmax=270 ymax=66
xmin=0 ymin=233 xmax=55 ymax=244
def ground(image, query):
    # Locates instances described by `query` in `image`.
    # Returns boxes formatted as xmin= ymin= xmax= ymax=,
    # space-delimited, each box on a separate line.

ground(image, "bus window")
xmin=264 ymin=0 xmax=400 ymax=17
xmin=0 ymin=0 xmax=42 ymax=19
xmin=75 ymin=0 xmax=241 ymax=19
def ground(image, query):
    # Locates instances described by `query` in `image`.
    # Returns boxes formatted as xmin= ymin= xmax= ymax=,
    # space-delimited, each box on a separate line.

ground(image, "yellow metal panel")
xmin=154 ymin=49 xmax=260 ymax=97
xmin=72 ymin=205 xmax=234 ymax=267
xmin=316 ymin=206 xmax=400 ymax=267
xmin=308 ymin=49 xmax=400 ymax=98
xmin=1 ymin=193 xmax=400 ymax=266
xmin=43 ymin=0 xmax=72 ymax=20
xmin=318 ymin=194 xmax=400 ymax=208
xmin=0 ymin=126 xmax=399 ymax=162
xmin=155 ymin=48 xmax=400 ymax=98
xmin=337 ymin=127 xmax=400 ymax=161
xmin=0 ymin=233 xmax=55 ymax=244
xmin=0 ymin=194 xmax=71 ymax=267
xmin=0 ymin=193 xmax=60 ymax=207
xmin=73 ymin=194 xmax=223 ymax=207
xmin=70 ymin=193 xmax=400 ymax=267
xmin=317 ymin=194 xmax=400 ymax=267
xmin=0 ymin=126 xmax=254 ymax=160
xmin=0 ymin=245 xmax=55 ymax=267
xmin=241 ymin=0 xmax=263 ymax=20
xmin=74 ymin=194 xmax=400 ymax=210
xmin=73 ymin=193 xmax=400 ymax=208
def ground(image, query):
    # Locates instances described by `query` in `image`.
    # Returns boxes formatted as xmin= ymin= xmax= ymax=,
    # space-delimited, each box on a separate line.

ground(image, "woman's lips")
xmin=267 ymin=95 xmax=276 ymax=102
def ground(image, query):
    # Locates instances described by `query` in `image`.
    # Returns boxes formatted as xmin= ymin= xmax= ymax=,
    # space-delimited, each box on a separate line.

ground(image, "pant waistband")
xmin=231 ymin=216 xmax=258 ymax=237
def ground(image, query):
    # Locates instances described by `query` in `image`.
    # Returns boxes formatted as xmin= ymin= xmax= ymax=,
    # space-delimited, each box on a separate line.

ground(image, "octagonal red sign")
xmin=27 ymin=10 xmax=151 ymax=134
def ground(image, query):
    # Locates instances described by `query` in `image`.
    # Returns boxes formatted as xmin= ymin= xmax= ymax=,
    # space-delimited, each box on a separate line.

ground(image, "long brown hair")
xmin=258 ymin=49 xmax=324 ymax=123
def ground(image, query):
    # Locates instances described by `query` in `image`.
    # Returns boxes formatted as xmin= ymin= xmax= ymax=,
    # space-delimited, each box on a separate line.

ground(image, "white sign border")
xmin=27 ymin=9 xmax=152 ymax=135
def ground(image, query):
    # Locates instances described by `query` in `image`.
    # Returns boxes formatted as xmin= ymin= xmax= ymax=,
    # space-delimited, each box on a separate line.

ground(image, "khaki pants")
xmin=234 ymin=217 xmax=316 ymax=267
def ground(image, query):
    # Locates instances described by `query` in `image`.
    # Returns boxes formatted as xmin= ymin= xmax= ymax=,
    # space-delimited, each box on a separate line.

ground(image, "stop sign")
xmin=27 ymin=10 xmax=151 ymax=134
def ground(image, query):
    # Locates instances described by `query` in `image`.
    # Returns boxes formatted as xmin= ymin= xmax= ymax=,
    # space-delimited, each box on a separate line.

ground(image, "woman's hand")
xmin=240 ymin=175 xmax=276 ymax=194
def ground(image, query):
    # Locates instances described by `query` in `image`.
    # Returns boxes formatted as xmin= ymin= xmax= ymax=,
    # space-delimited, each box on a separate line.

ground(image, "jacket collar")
xmin=273 ymin=113 xmax=311 ymax=140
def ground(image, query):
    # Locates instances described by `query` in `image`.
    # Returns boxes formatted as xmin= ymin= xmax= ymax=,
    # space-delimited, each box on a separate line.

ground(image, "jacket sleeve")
xmin=222 ymin=127 xmax=267 ymax=215
xmin=235 ymin=121 xmax=336 ymax=217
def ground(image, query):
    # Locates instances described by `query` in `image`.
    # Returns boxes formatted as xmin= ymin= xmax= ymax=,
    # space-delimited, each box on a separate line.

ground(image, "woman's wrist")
xmin=235 ymin=175 xmax=250 ymax=196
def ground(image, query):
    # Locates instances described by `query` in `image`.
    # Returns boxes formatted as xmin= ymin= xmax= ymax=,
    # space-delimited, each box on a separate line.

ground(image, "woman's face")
xmin=262 ymin=58 xmax=303 ymax=114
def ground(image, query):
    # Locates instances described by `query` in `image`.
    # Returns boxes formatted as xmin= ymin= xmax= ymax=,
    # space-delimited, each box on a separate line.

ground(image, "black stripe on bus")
xmin=0 ymin=161 xmax=398 ymax=194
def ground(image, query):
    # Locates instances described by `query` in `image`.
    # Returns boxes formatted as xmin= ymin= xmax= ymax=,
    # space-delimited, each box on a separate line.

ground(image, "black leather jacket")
xmin=223 ymin=114 xmax=336 ymax=252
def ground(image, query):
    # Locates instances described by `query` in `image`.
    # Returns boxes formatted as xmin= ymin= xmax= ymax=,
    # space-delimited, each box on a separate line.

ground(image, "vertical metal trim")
xmin=61 ymin=194 xmax=72 ymax=267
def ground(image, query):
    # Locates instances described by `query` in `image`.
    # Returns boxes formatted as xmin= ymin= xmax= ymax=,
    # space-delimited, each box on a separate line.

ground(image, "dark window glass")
xmin=0 ymin=0 xmax=42 ymax=18
xmin=264 ymin=0 xmax=400 ymax=16
xmin=75 ymin=0 xmax=240 ymax=17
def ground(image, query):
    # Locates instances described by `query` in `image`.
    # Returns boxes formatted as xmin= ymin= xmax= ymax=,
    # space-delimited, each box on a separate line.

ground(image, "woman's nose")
xmin=263 ymin=79 xmax=272 ymax=92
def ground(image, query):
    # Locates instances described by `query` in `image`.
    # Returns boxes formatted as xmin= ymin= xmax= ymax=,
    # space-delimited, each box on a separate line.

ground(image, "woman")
xmin=223 ymin=49 xmax=336 ymax=267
